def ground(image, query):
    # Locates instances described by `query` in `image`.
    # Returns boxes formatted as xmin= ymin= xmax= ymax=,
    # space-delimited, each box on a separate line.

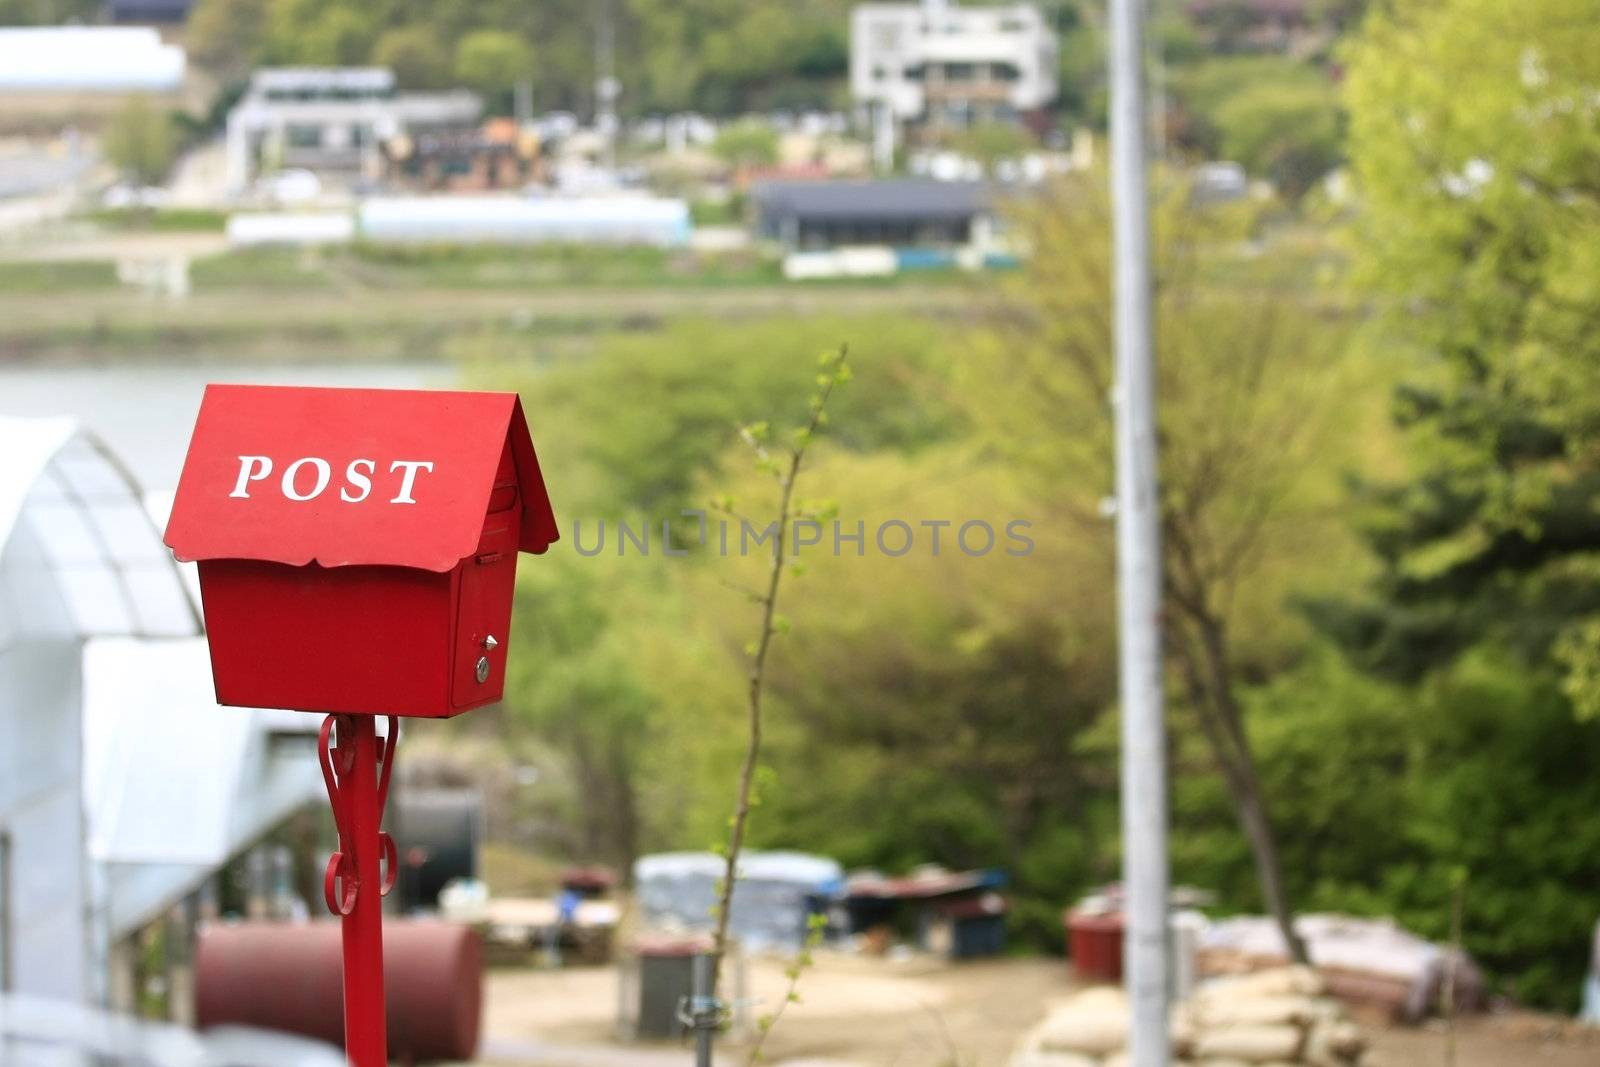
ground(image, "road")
xmin=0 ymin=143 xmax=94 ymax=200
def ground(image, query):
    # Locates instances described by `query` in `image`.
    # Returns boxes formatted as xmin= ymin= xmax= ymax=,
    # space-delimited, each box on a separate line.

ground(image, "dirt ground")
xmin=479 ymin=952 xmax=1065 ymax=1066
xmin=1364 ymin=1011 xmax=1600 ymax=1067
xmin=475 ymin=954 xmax=1600 ymax=1067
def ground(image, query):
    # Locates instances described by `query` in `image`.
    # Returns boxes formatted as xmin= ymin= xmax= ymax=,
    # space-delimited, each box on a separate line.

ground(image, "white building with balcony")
xmin=224 ymin=68 xmax=482 ymax=195
xmin=851 ymin=0 xmax=1057 ymax=160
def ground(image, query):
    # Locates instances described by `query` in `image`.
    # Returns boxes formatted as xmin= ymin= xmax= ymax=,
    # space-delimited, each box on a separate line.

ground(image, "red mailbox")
xmin=163 ymin=383 xmax=559 ymax=1067
xmin=164 ymin=383 xmax=558 ymax=718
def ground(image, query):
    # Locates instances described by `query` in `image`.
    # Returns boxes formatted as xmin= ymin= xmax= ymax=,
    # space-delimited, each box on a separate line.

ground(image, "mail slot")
xmin=164 ymin=384 xmax=559 ymax=717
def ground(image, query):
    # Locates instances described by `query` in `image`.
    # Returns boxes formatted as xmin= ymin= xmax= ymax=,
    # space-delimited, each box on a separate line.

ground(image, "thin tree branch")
xmin=711 ymin=346 xmax=849 ymax=1000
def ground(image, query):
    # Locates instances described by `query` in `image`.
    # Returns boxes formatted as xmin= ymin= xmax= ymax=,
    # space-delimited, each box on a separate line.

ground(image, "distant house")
xmin=845 ymin=867 xmax=1009 ymax=960
xmin=752 ymin=178 xmax=994 ymax=251
xmin=224 ymin=68 xmax=482 ymax=194
xmin=850 ymin=0 xmax=1058 ymax=138
xmin=107 ymin=0 xmax=195 ymax=23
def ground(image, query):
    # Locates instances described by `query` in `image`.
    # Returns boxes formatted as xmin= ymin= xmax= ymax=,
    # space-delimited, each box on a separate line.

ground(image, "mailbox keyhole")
xmin=475 ymin=656 xmax=491 ymax=684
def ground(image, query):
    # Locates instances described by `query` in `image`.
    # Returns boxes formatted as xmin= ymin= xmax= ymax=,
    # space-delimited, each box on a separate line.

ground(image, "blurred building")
xmin=225 ymin=68 xmax=482 ymax=195
xmin=850 ymin=0 xmax=1057 ymax=160
xmin=845 ymin=867 xmax=1009 ymax=960
xmin=107 ymin=0 xmax=195 ymax=22
xmin=752 ymin=178 xmax=993 ymax=250
xmin=382 ymin=117 xmax=543 ymax=192
xmin=357 ymin=195 xmax=691 ymax=246
xmin=0 ymin=27 xmax=185 ymax=94
xmin=633 ymin=851 xmax=842 ymax=952
xmin=0 ymin=418 xmax=322 ymax=1011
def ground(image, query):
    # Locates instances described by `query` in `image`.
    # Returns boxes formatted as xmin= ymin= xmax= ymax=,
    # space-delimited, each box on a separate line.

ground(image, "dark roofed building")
xmin=108 ymin=0 xmax=195 ymax=22
xmin=752 ymin=179 xmax=994 ymax=251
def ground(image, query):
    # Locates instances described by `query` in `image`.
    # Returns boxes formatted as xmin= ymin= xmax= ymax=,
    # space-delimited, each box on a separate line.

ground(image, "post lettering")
xmin=282 ymin=457 xmax=332 ymax=502
xmin=341 ymin=458 xmax=375 ymax=503
xmin=388 ymin=460 xmax=434 ymax=504
xmin=227 ymin=455 xmax=438 ymax=503
xmin=230 ymin=455 xmax=273 ymax=498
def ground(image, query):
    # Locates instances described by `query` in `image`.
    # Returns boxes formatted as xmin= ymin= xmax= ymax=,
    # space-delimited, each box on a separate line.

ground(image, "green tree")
xmin=1331 ymin=0 xmax=1600 ymax=684
xmin=954 ymin=122 xmax=1035 ymax=174
xmin=103 ymin=95 xmax=177 ymax=186
xmin=476 ymin=314 xmax=963 ymax=865
xmin=484 ymin=315 xmax=958 ymax=520
xmin=374 ymin=25 xmax=452 ymax=89
xmin=0 ymin=0 xmax=95 ymax=21
xmin=1221 ymin=645 xmax=1600 ymax=1009
xmin=626 ymin=0 xmax=850 ymax=114
xmin=1213 ymin=80 xmax=1342 ymax=200
xmin=291 ymin=5 xmax=371 ymax=65
xmin=1172 ymin=55 xmax=1344 ymax=199
xmin=711 ymin=119 xmax=780 ymax=170
xmin=453 ymin=30 xmax=535 ymax=101
xmin=1301 ymin=0 xmax=1600 ymax=1006
xmin=962 ymin=175 xmax=1368 ymax=962
xmin=502 ymin=552 xmax=654 ymax=872
xmin=186 ymin=0 xmax=266 ymax=77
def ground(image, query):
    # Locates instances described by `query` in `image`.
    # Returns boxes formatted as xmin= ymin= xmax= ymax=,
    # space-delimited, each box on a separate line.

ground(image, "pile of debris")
xmin=1197 ymin=914 xmax=1483 ymax=1022
xmin=1013 ymin=967 xmax=1372 ymax=1067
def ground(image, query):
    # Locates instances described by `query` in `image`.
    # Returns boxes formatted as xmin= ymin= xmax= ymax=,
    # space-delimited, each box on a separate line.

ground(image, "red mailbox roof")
xmin=164 ymin=384 xmax=558 ymax=572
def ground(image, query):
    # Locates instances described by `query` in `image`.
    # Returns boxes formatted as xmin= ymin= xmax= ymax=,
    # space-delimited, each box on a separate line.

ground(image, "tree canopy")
xmin=186 ymin=0 xmax=852 ymax=115
xmin=1331 ymin=0 xmax=1600 ymax=683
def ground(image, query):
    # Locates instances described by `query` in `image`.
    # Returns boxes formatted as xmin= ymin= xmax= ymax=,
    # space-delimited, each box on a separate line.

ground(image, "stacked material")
xmin=1198 ymin=914 xmax=1483 ymax=1021
xmin=1012 ymin=967 xmax=1372 ymax=1067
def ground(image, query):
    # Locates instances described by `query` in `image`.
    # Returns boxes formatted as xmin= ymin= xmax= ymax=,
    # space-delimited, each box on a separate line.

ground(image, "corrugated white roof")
xmin=85 ymin=637 xmax=323 ymax=939
xmin=0 ymin=417 xmax=199 ymax=641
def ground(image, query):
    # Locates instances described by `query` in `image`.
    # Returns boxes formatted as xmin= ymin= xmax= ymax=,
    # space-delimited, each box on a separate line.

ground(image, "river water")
xmin=0 ymin=359 xmax=458 ymax=491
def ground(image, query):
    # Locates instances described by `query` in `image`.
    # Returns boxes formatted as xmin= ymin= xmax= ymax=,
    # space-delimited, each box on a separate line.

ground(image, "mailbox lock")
xmin=475 ymin=635 xmax=498 ymax=683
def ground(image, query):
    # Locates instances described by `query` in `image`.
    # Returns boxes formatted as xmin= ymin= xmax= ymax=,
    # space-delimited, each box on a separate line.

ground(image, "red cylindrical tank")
xmin=195 ymin=919 xmax=482 ymax=1062
xmin=1065 ymin=909 xmax=1125 ymax=984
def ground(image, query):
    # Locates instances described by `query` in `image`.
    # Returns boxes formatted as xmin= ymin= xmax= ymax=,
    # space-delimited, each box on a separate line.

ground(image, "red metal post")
xmin=320 ymin=714 xmax=399 ymax=1067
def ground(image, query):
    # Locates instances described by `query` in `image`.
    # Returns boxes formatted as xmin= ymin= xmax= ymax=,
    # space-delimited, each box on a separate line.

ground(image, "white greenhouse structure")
xmin=0 ymin=417 xmax=322 ymax=1009
xmin=0 ymin=28 xmax=185 ymax=94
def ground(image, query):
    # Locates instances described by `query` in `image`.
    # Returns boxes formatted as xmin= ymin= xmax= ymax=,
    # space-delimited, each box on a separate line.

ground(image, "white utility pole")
xmin=595 ymin=0 xmax=620 ymax=172
xmin=1109 ymin=0 xmax=1170 ymax=1066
